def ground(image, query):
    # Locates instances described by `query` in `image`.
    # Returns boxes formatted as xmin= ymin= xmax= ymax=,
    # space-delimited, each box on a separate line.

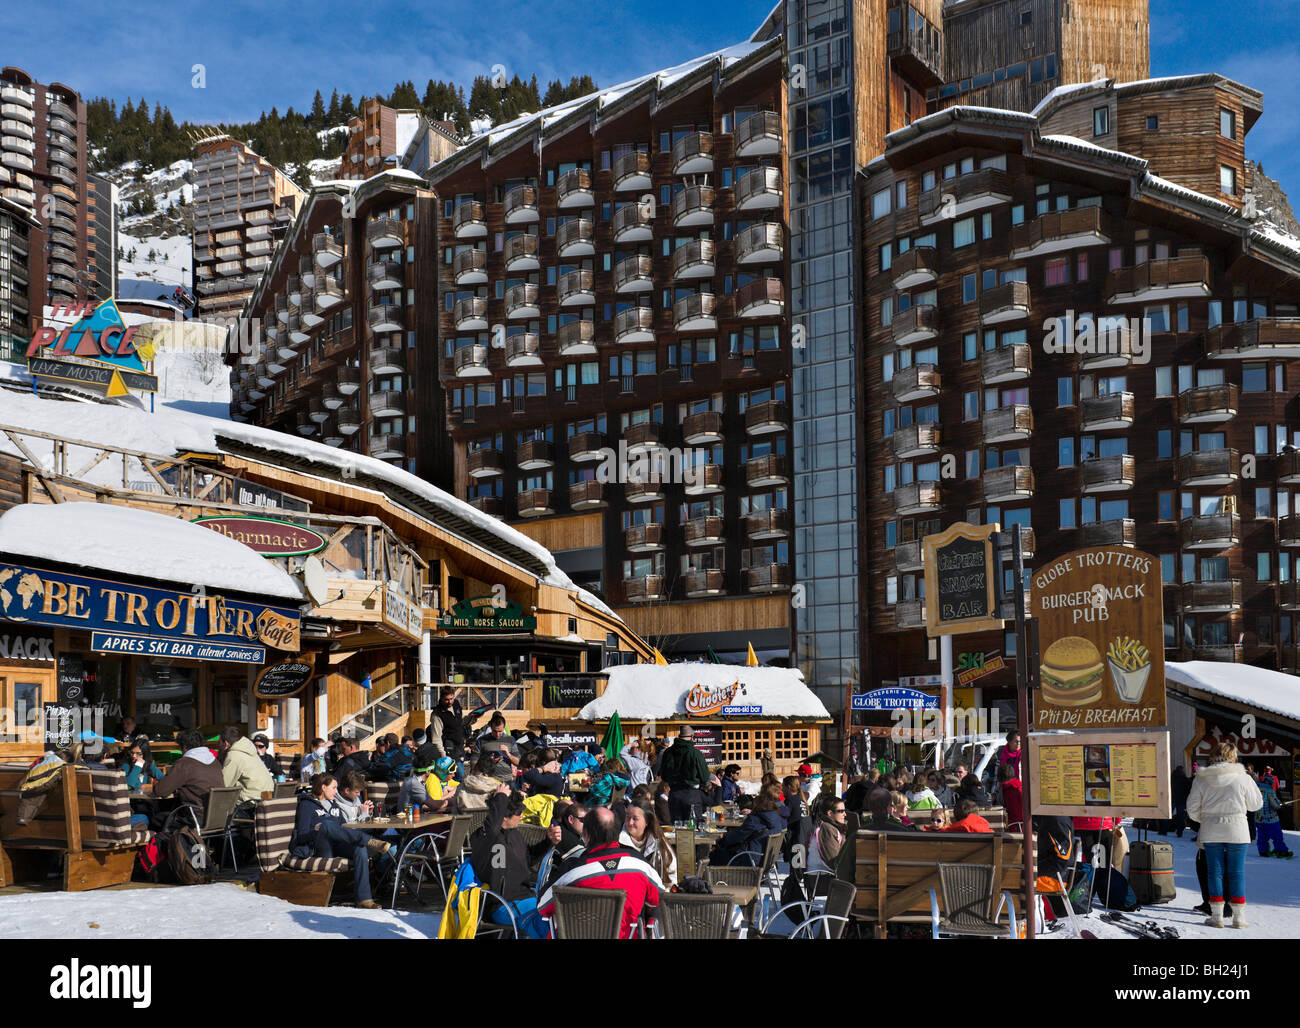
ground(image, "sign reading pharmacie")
xmin=438 ymin=596 xmax=537 ymax=632
xmin=192 ymin=516 xmax=326 ymax=557
xmin=1031 ymin=546 xmax=1165 ymax=730
xmin=0 ymin=562 xmax=300 ymax=665
xmin=922 ymin=523 xmax=1003 ymax=636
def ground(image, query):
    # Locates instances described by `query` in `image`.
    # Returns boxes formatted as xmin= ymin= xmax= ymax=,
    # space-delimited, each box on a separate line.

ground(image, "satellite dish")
xmin=302 ymin=556 xmax=329 ymax=607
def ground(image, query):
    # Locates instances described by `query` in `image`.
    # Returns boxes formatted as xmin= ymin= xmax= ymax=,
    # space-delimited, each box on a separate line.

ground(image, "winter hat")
xmin=413 ymin=743 xmax=441 ymax=773
xmin=432 ymin=756 xmax=455 ymax=781
xmin=798 ymin=763 xmax=813 ymax=777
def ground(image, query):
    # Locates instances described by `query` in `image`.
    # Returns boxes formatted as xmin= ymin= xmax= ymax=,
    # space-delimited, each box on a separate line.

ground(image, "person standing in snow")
xmin=1255 ymin=775 xmax=1293 ymax=858
xmin=1186 ymin=741 xmax=1264 ymax=928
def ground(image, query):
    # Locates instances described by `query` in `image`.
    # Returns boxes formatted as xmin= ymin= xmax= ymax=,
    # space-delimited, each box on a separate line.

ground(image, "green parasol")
xmin=601 ymin=711 xmax=625 ymax=762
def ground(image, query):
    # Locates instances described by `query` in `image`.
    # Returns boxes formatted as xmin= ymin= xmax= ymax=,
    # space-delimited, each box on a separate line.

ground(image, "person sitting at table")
xmin=300 ymin=738 xmax=330 ymax=782
xmin=943 ymin=797 xmax=993 ymax=833
xmin=620 ymin=799 xmax=677 ymax=887
xmin=382 ymin=733 xmax=415 ymax=781
xmin=585 ymin=757 xmax=630 ymax=808
xmin=721 ymin=764 xmax=744 ymax=804
xmin=117 ymin=715 xmax=138 ymax=740
xmin=398 ymin=743 xmax=457 ymax=813
xmin=520 ymin=749 xmax=564 ymax=797
xmin=866 ymin=788 xmax=919 ymax=832
xmin=333 ymin=736 xmax=371 ymax=781
xmin=292 ymin=773 xmax=393 ymax=909
xmin=470 ymin=785 xmax=552 ymax=938
xmin=219 ymin=725 xmax=275 ymax=810
xmin=252 ymin=734 xmax=280 ymax=779
xmin=155 ymin=728 xmax=223 ymax=812
xmin=473 ymin=713 xmax=521 ymax=783
xmin=121 ymin=738 xmax=162 ymax=794
xmin=334 ymin=770 xmax=373 ymax=823
xmin=808 ymin=795 xmax=849 ymax=877
xmin=956 ymin=773 xmax=992 ymax=808
xmin=454 ymin=752 xmax=504 ymax=813
xmin=540 ymin=805 xmax=663 ymax=938
xmin=654 ymin=780 xmax=672 ymax=826
xmin=708 ymin=782 xmax=785 ymax=866
xmin=549 ymin=799 xmax=588 ymax=872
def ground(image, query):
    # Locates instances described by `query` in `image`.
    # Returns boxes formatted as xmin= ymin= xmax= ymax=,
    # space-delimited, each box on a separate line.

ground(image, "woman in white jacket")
xmin=1185 ymin=741 xmax=1263 ymax=928
xmin=620 ymin=800 xmax=677 ymax=886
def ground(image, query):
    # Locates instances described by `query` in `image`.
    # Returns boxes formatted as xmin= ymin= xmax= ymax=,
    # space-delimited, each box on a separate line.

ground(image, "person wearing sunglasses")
xmin=808 ymin=797 xmax=849 ymax=877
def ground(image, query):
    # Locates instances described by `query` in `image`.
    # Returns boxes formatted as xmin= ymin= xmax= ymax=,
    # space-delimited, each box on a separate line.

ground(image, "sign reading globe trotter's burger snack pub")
xmin=1031 ymin=546 xmax=1166 ymax=730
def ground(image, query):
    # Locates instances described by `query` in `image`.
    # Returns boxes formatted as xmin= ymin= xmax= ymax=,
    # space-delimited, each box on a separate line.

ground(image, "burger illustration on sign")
xmin=1039 ymin=636 xmax=1104 ymax=707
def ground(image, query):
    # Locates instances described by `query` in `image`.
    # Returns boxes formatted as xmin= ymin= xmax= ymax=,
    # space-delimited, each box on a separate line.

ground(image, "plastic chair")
xmin=549 ymin=885 xmax=627 ymax=939
xmin=656 ymin=892 xmax=733 ymax=939
xmin=929 ymin=862 xmax=1017 ymax=940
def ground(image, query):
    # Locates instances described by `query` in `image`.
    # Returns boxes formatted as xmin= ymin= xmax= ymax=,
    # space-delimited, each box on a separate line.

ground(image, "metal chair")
xmin=273 ymin=782 xmax=300 ymax=799
xmin=193 ymin=786 xmax=242 ymax=871
xmin=475 ymin=887 xmax=521 ymax=939
xmin=656 ymin=891 xmax=733 ymax=939
xmin=534 ymin=847 xmax=555 ymax=896
xmin=788 ymin=879 xmax=857 ymax=939
xmin=389 ymin=829 xmax=444 ymax=908
xmin=756 ymin=869 xmax=836 ymax=934
xmin=929 ymin=862 xmax=1018 ymax=940
xmin=549 ymin=885 xmax=627 ymax=939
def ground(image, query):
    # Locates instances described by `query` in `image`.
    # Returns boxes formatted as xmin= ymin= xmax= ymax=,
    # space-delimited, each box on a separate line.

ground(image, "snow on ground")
xmin=117 ymin=228 xmax=191 ymax=289
xmin=0 ymin=882 xmax=441 ymax=940
xmin=1044 ymin=825 xmax=1300 ymax=940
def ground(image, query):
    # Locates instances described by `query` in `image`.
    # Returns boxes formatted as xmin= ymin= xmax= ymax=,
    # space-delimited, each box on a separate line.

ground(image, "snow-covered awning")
xmin=0 ymin=502 xmax=304 ymax=601
xmin=578 ymin=663 xmax=831 ymax=722
xmin=1166 ymin=661 xmax=1300 ymax=727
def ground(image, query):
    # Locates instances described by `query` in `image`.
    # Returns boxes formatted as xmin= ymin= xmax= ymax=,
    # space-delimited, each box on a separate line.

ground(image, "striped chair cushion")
xmin=87 ymin=768 xmax=135 ymax=846
xmin=283 ymin=854 xmax=351 ymax=872
xmin=275 ymin=753 xmax=295 ymax=777
xmin=255 ymin=797 xmax=300 ymax=873
xmin=365 ymin=782 xmax=393 ymax=813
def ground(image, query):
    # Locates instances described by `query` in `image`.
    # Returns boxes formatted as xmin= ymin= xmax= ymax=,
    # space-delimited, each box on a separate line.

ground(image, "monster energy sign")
xmin=541 ymin=676 xmax=601 ymax=709
xmin=438 ymin=596 xmax=537 ymax=631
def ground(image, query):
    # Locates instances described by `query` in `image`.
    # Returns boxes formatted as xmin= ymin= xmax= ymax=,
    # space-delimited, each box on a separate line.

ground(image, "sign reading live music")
xmin=26 ymin=300 xmax=158 ymax=397
xmin=0 ymin=562 xmax=299 ymax=664
xmin=1031 ymin=546 xmax=1166 ymax=730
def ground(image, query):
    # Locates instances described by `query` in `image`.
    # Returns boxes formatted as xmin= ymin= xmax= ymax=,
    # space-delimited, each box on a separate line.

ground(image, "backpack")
xmin=158 ymin=807 xmax=212 ymax=886
xmin=1091 ymin=865 xmax=1140 ymax=911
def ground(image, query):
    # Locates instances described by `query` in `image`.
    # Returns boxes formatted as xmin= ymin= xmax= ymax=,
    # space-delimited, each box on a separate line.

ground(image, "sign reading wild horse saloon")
xmin=1031 ymin=546 xmax=1166 ymax=730
xmin=922 ymin=523 xmax=1002 ymax=636
xmin=0 ymin=562 xmax=300 ymax=664
xmin=438 ymin=596 xmax=537 ymax=631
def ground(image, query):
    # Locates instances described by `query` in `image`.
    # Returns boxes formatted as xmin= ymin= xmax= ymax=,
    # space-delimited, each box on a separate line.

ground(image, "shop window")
xmin=135 ymin=661 xmax=197 ymax=739
xmin=723 ymin=729 xmax=752 ymax=761
xmin=773 ymin=727 xmax=810 ymax=760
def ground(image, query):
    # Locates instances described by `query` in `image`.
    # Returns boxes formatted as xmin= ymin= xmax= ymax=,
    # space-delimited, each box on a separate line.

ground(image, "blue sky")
xmin=5 ymin=0 xmax=1298 ymax=196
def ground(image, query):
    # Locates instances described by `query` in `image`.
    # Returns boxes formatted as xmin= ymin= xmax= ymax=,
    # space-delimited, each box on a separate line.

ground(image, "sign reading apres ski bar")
xmin=0 ymin=562 xmax=300 ymax=665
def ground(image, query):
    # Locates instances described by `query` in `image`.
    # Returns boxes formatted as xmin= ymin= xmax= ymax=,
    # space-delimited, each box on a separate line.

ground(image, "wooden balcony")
xmin=733 ymin=111 xmax=781 ymax=157
xmin=734 ymin=278 xmax=784 ymax=318
xmin=614 ymin=255 xmax=654 ymax=294
xmin=1181 ymin=580 xmax=1242 ymax=613
xmin=672 ymin=239 xmax=715 ymax=281
xmin=671 ymin=185 xmax=715 ymax=228
xmin=453 ymin=296 xmax=487 ymax=331
xmin=1280 ymin=450 xmax=1300 ymax=485
xmin=504 ymin=232 xmax=539 ymax=272
xmin=981 ymin=465 xmax=1034 ymax=504
xmin=624 ymin=575 xmax=666 ymax=603
xmin=368 ymin=434 xmax=405 ymax=460
xmin=733 ymin=166 xmax=782 ymax=212
xmin=615 ymin=306 xmax=655 ymax=343
xmin=1179 ymin=513 xmax=1240 ymax=550
xmin=890 ymin=304 xmax=938 ymax=346
xmin=369 ymin=215 xmax=408 ymax=247
xmin=313 ymin=231 xmax=343 ymax=268
xmin=981 ymin=343 xmax=1032 ymax=384
xmin=684 ymin=516 xmax=725 ymax=548
xmin=516 ymin=438 xmax=554 ymax=471
xmin=744 ymin=399 xmax=789 ymax=436
xmin=981 ymin=405 xmax=1033 ymax=443
xmin=1280 ymin=580 xmax=1300 ymax=610
xmin=612 ymin=150 xmax=652 ymax=192
xmin=469 ymin=495 xmax=504 ymax=517
xmin=744 ymin=508 xmax=790 ymax=541
xmin=1279 ymin=514 xmax=1300 ymax=548
xmin=682 ymin=410 xmax=724 ymax=445
xmin=516 ymin=487 xmax=554 ymax=518
xmin=979 ymin=280 xmax=1031 ymax=325
xmin=624 ymin=421 xmax=662 ymax=453
xmin=1080 ymin=392 xmax=1135 ymax=431
xmin=369 ymin=345 xmax=405 ymax=374
xmin=919 ymin=167 xmax=1012 ymax=225
xmin=1175 ymin=448 xmax=1239 ymax=487
xmin=503 ymin=184 xmax=539 ymax=224
xmin=886 ymin=5 xmax=943 ymax=84
xmin=891 ymin=246 xmax=938 ymax=290
xmin=1180 ymin=645 xmax=1244 ymax=663
xmin=369 ymin=260 xmax=404 ymax=290
xmin=558 ymin=269 xmax=595 ymax=306
xmin=624 ymin=522 xmax=664 ymax=553
xmin=612 ymin=200 xmax=654 ymax=243
xmin=735 ymin=223 xmax=784 ymax=265
xmin=683 ymin=569 xmax=726 ymax=598
xmin=1204 ymin=318 xmax=1300 ymax=359
xmin=1104 ymin=255 xmax=1211 ymax=305
xmin=505 ymin=282 xmax=541 ymax=319
xmin=556 ymin=168 xmax=594 ymax=209
xmin=568 ymin=431 xmax=607 ymax=463
xmin=556 ymin=218 xmax=595 ymax=258
xmin=505 ymin=333 xmax=543 ymax=367
xmin=1081 ymin=454 xmax=1135 ymax=493
xmin=625 ymin=479 xmax=664 ymax=504
xmin=892 ymin=540 xmax=923 ymax=572
xmin=556 ymin=320 xmax=596 ymax=356
xmin=674 ymin=293 xmax=717 ymax=332
xmin=1177 ymin=383 xmax=1238 ymax=424
xmin=996 ymin=528 xmax=1036 ymax=561
xmin=671 ymin=132 xmax=714 ymax=175
xmin=890 ymin=363 xmax=940 ymax=402
xmin=745 ymin=453 xmax=789 ymax=487
xmin=892 ymin=481 xmax=942 ymax=516
xmin=568 ymin=480 xmax=607 ymax=510
xmin=1010 ymin=206 xmax=1112 ymax=258
xmin=684 ymin=463 xmax=725 ymax=496
xmin=452 ymin=343 xmax=490 ymax=378
xmin=890 ymin=422 xmax=941 ymax=459
xmin=452 ymin=247 xmax=487 ymax=285
xmin=743 ymin=562 xmax=792 ymax=593
xmin=894 ymin=600 xmax=926 ymax=630
xmin=467 ymin=449 xmax=503 ymax=479
xmin=368 ymin=389 xmax=405 ymax=417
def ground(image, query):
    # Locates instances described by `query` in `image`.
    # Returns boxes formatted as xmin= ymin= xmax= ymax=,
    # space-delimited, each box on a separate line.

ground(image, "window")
xmin=962 ymin=273 xmax=976 ymax=303
xmin=1158 ymin=492 xmax=1174 ymax=521
xmin=872 ymin=188 xmax=891 ymax=219
xmin=1093 ymin=106 xmax=1110 ymax=136
xmin=963 ymin=391 xmax=980 ymax=421
xmin=1044 ymin=257 xmax=1070 ymax=286
xmin=1057 ymin=377 xmax=1073 ymax=406
xmin=879 ymin=244 xmax=892 ymax=272
xmin=1146 ymin=115 xmax=1159 ymax=131
xmin=1157 ymin=429 xmax=1172 ymax=459
xmin=964 ymin=332 xmax=978 ymax=361
xmin=1219 ymin=108 xmax=1235 ymax=139
xmin=982 ymin=212 xmax=993 ymax=239
xmin=1220 ymin=165 xmax=1236 ymax=197
xmin=896 ymin=181 xmax=908 ymax=208
xmin=952 ymin=217 xmax=975 ymax=248
xmin=1242 ymin=362 xmax=1268 ymax=392
xmin=1058 ymin=437 xmax=1075 ymax=466
xmin=1059 ymin=499 xmax=1075 ymax=529
xmin=1257 ymin=487 xmax=1273 ymax=518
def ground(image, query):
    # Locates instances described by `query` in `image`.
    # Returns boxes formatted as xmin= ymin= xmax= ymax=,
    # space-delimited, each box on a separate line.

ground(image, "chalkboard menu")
xmin=922 ymin=523 xmax=1003 ymax=636
xmin=690 ymin=726 xmax=722 ymax=763
xmin=254 ymin=660 xmax=314 ymax=699
xmin=57 ymin=654 xmax=85 ymax=702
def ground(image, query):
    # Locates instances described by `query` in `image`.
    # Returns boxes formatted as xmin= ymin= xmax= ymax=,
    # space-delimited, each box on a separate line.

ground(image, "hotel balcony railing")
xmin=1175 ymin=448 xmax=1239 ymax=487
xmin=684 ymin=569 xmax=726 ymax=598
xmin=568 ymin=431 xmax=607 ymax=462
xmin=919 ymin=168 xmax=1012 ymax=225
xmin=981 ymin=342 xmax=1032 ymax=384
xmin=1104 ymin=255 xmax=1211 ymax=305
xmin=674 ymin=292 xmax=717 ymax=332
xmin=467 ymin=449 xmax=503 ymax=479
xmin=503 ymin=184 xmax=539 ymax=224
xmin=516 ymin=487 xmax=555 ymax=517
xmin=684 ymin=463 xmax=725 ymax=496
xmin=1280 ymin=515 xmax=1300 ymax=549
xmin=504 ymin=232 xmax=539 ymax=271
xmin=556 ymin=319 xmax=596 ymax=356
xmin=1010 ymin=205 xmax=1113 ymax=258
xmin=1179 ymin=513 xmax=1240 ymax=550
xmin=672 ymin=239 xmax=715 ymax=280
xmin=1080 ymin=391 xmax=1135 ymax=431
xmin=746 ymin=453 xmax=789 ymax=487
xmin=505 ymin=282 xmax=541 ymax=319
xmin=890 ymin=422 xmax=941 ymax=459
xmin=1204 ymin=317 xmax=1300 ymax=359
xmin=452 ymin=248 xmax=487 ymax=285
xmin=556 ymin=168 xmax=594 ymax=208
xmin=979 ymin=280 xmax=1031 ymax=325
xmin=368 ymin=389 xmax=406 ymax=417
xmin=369 ymin=434 xmax=405 ymax=460
xmin=1181 ymin=580 xmax=1243 ymax=613
xmin=891 ymin=246 xmax=938 ymax=290
xmin=892 ymin=481 xmax=942 ymax=516
xmin=734 ymin=111 xmax=781 ymax=158
xmin=367 ymin=303 xmax=403 ymax=333
xmin=671 ymin=184 xmax=715 ymax=228
xmin=890 ymin=363 xmax=940 ymax=402
xmin=1081 ymin=454 xmax=1136 ymax=492
xmin=671 ymin=132 xmax=713 ymax=176
xmin=469 ymin=495 xmax=504 ymax=517
xmin=734 ymin=278 xmax=784 ymax=318
xmin=744 ymin=562 xmax=793 ymax=593
xmin=890 ymin=304 xmax=939 ymax=346
xmin=369 ymin=345 xmax=405 ymax=374
xmin=894 ymin=600 xmax=926 ymax=630
xmin=624 ymin=574 xmax=666 ymax=603
xmin=556 ymin=218 xmax=595 ymax=257
xmin=451 ymin=202 xmax=485 ymax=239
xmin=892 ymin=540 xmax=923 ymax=572
xmin=683 ymin=516 xmax=725 ymax=548
xmin=981 ymin=404 xmax=1033 ymax=443
xmin=516 ymin=438 xmax=554 ymax=470
xmin=612 ymin=200 xmax=654 ymax=243
xmin=744 ymin=399 xmax=788 ymax=435
xmin=453 ymin=296 xmax=488 ymax=331
xmin=1081 ymin=518 xmax=1136 ymax=548
xmin=614 ymin=255 xmax=654 ymax=293
xmin=1177 ymin=383 xmax=1239 ymax=424
xmin=735 ymin=222 xmax=783 ymax=265
xmin=452 ymin=343 xmax=490 ymax=378
xmin=733 ymin=166 xmax=782 ymax=212
xmin=615 ymin=306 xmax=655 ymax=343
xmin=886 ymin=4 xmax=943 ymax=84
xmin=569 ymin=480 xmax=607 ymax=510
xmin=624 ymin=422 xmax=661 ymax=453
xmin=624 ymin=522 xmax=665 ymax=553
xmin=368 ymin=260 xmax=403 ymax=290
xmin=505 ymin=332 xmax=543 ymax=367
xmin=682 ymin=410 xmax=724 ymax=445
xmin=612 ymin=150 xmax=652 ymax=192
xmin=980 ymin=464 xmax=1034 ymax=504
xmin=744 ymin=508 xmax=790 ymax=540
xmin=313 ymin=231 xmax=343 ymax=267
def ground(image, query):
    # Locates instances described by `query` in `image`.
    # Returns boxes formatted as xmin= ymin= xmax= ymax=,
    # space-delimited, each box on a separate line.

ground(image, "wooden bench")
xmin=841 ymin=818 xmax=1027 ymax=938
xmin=254 ymin=796 xmax=351 ymax=906
xmin=0 ymin=763 xmax=149 ymax=891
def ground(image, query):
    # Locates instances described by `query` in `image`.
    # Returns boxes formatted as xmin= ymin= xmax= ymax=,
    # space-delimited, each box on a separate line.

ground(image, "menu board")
xmin=1029 ymin=730 xmax=1170 ymax=819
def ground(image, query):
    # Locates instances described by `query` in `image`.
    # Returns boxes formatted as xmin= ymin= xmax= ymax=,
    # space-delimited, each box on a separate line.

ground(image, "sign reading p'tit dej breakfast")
xmin=1031 ymin=546 xmax=1165 ymax=730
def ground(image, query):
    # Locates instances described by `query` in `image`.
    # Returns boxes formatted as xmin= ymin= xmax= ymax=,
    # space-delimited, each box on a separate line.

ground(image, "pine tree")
xmin=310 ymin=90 xmax=325 ymax=128
xmin=328 ymin=88 xmax=340 ymax=122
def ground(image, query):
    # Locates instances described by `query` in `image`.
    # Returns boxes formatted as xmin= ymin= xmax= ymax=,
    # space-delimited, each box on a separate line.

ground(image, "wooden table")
xmin=709 ymin=883 xmax=760 ymax=929
xmin=344 ymin=815 xmax=451 ymax=833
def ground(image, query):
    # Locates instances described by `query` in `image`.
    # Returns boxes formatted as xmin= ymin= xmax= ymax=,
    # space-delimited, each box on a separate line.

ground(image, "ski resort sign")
xmin=26 ymin=299 xmax=158 ymax=398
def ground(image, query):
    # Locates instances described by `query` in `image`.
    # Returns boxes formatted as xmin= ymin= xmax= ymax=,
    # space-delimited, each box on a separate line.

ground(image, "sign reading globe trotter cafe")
xmin=1031 ymin=546 xmax=1166 ymax=730
xmin=922 ymin=523 xmax=1003 ymax=636
xmin=0 ymin=562 xmax=300 ymax=665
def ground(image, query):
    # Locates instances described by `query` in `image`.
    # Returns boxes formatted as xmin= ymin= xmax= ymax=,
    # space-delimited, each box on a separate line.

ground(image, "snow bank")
xmin=0 ymin=502 xmax=303 ymax=600
xmin=578 ymin=663 xmax=831 ymax=721
xmin=1166 ymin=661 xmax=1300 ymax=724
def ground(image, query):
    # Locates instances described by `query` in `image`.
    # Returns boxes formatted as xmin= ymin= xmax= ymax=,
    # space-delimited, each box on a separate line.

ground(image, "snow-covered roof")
xmin=578 ymin=663 xmax=832 ymax=721
xmin=1166 ymin=661 xmax=1300 ymax=726
xmin=0 ymin=502 xmax=304 ymax=601
xmin=0 ymin=391 xmax=615 ymax=617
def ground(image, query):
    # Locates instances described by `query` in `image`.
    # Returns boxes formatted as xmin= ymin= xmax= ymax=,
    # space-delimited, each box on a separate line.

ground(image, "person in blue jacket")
xmin=120 ymin=739 xmax=162 ymax=793
xmin=292 ymin=773 xmax=393 ymax=908
xmin=708 ymin=783 xmax=785 ymax=866
xmin=561 ymin=746 xmax=601 ymax=776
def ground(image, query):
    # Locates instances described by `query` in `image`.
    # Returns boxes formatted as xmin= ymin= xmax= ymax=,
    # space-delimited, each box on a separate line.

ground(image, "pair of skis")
xmin=1098 ymin=910 xmax=1180 ymax=940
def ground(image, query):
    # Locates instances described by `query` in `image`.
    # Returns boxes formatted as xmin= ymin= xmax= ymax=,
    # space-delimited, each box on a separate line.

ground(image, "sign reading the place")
xmin=438 ymin=596 xmax=537 ymax=632
xmin=1029 ymin=729 xmax=1171 ymax=820
xmin=1031 ymin=546 xmax=1165 ymax=730
xmin=192 ymin=516 xmax=326 ymax=557
xmin=541 ymin=677 xmax=600 ymax=709
xmin=851 ymin=687 xmax=940 ymax=712
xmin=0 ymin=562 xmax=300 ymax=662
xmin=26 ymin=300 xmax=159 ymax=397
xmin=683 ymin=680 xmax=741 ymax=717
xmin=0 ymin=629 xmax=55 ymax=663
xmin=254 ymin=659 xmax=315 ymax=699
xmin=922 ymin=523 xmax=1002 ymax=636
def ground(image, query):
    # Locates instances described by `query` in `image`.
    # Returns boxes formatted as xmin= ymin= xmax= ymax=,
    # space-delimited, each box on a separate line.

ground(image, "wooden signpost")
xmin=922 ymin=523 xmax=1002 ymax=636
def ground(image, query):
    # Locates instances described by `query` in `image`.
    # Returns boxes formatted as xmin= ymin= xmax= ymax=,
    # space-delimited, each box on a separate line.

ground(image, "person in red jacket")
xmin=538 ymin=806 xmax=662 ymax=938
xmin=998 ymin=729 xmax=1022 ymax=780
xmin=997 ymin=761 xmax=1024 ymax=833
xmin=944 ymin=798 xmax=993 ymax=833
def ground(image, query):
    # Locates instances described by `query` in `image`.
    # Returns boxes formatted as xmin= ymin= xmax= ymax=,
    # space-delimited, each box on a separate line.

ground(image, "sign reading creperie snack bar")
xmin=1031 ymin=546 xmax=1165 ymax=730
